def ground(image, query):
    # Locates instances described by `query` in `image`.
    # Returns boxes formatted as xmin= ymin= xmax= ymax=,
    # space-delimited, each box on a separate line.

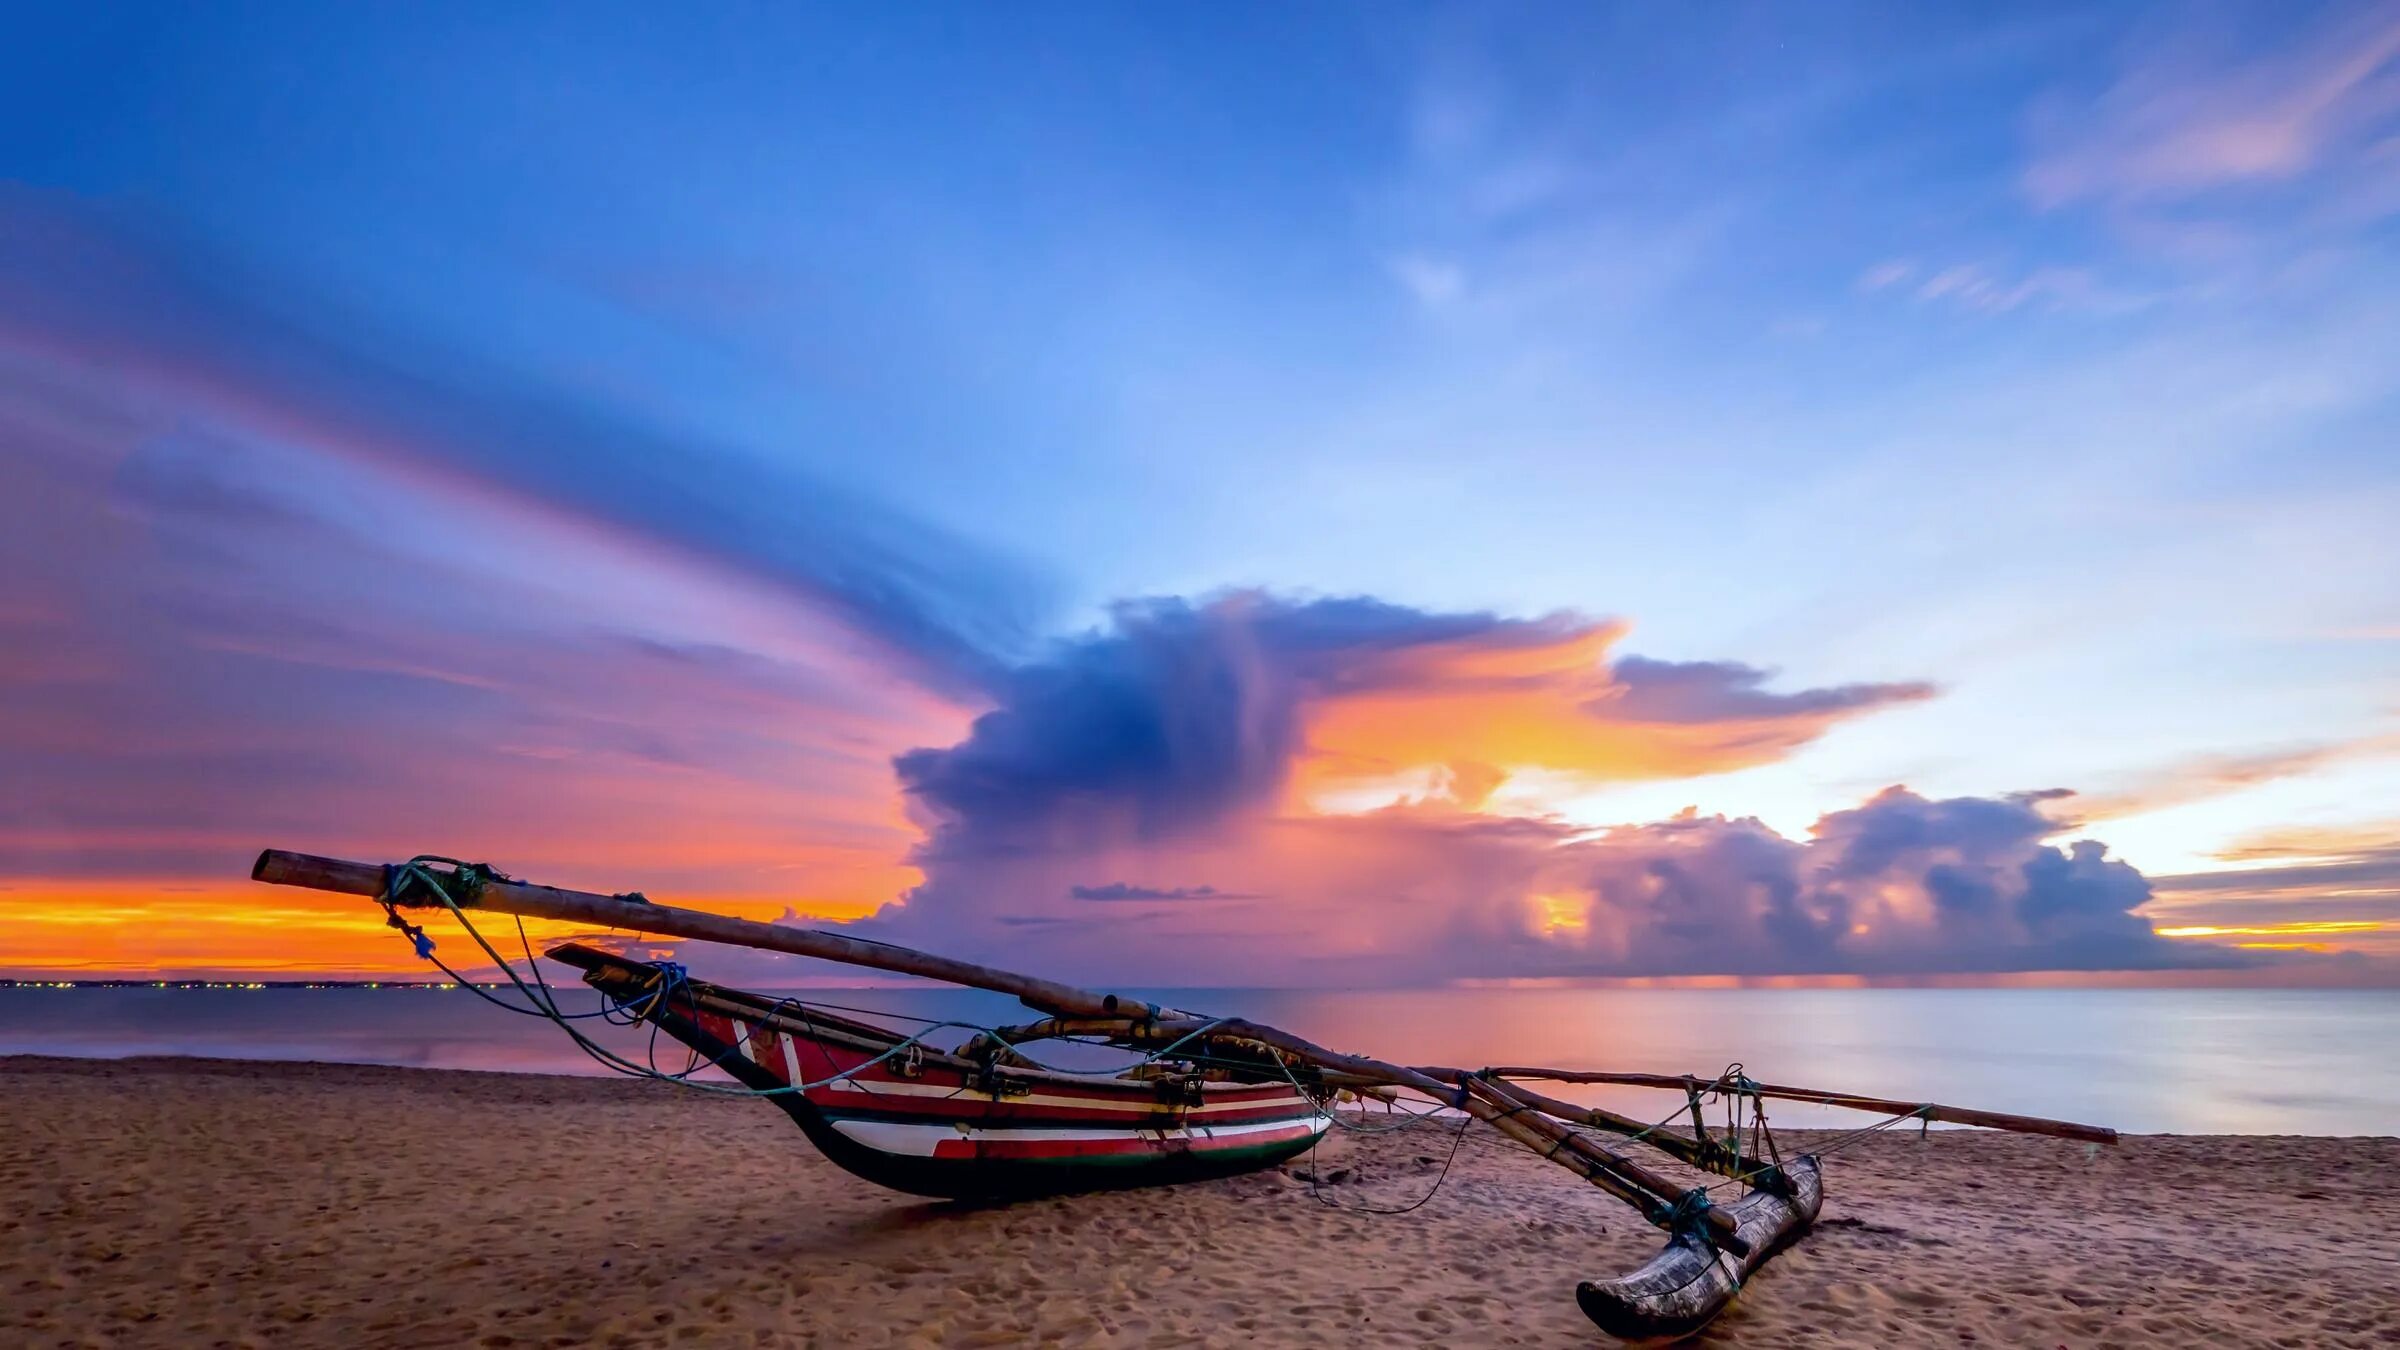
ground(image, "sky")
xmin=2 ymin=2 xmax=2396 ymax=984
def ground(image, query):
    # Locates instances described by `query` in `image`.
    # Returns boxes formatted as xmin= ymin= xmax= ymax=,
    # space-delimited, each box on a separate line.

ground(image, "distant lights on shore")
xmin=0 ymin=978 xmax=514 ymax=990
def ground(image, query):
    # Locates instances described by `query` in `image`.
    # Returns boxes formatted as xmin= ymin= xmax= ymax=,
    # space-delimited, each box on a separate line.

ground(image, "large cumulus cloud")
xmin=833 ymin=592 xmax=2218 ymax=984
xmin=1467 ymin=788 xmax=2186 ymax=979
xmin=893 ymin=593 xmax=1929 ymax=859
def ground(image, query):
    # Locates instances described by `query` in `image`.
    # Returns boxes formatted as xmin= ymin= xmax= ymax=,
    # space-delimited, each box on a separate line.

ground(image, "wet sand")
xmin=3 ymin=1056 xmax=2394 ymax=1348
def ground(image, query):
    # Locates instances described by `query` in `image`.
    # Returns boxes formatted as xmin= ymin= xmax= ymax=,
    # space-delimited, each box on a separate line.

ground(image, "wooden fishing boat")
xmin=546 ymin=943 xmax=1329 ymax=1198
xmin=251 ymin=850 xmax=2119 ymax=1344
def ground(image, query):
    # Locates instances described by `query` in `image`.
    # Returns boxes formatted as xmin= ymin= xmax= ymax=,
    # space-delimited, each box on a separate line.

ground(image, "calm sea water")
xmin=3 ymin=984 xmax=2392 ymax=1136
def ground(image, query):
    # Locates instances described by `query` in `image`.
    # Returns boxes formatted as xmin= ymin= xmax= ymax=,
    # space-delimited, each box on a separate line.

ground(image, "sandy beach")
xmin=3 ymin=1056 xmax=2394 ymax=1348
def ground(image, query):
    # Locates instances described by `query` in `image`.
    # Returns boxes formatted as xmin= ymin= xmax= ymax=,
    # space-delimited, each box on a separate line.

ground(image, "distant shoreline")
xmin=0 ymin=978 xmax=496 ymax=989
xmin=5 ymin=972 xmax=2397 ymax=990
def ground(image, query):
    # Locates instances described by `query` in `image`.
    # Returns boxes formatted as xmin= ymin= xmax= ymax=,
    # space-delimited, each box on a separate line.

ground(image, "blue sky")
xmin=2 ymin=2 xmax=2396 ymax=979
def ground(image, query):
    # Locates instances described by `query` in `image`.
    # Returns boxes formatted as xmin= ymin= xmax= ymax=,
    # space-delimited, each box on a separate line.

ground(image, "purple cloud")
xmin=1600 ymin=656 xmax=1934 ymax=725
xmin=1068 ymin=882 xmax=1254 ymax=902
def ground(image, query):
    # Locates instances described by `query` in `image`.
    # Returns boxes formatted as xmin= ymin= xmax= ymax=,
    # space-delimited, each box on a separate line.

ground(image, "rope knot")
xmin=378 ymin=892 xmax=438 ymax=960
xmin=1663 ymin=1188 xmax=1716 ymax=1231
xmin=382 ymin=909 xmax=436 ymax=960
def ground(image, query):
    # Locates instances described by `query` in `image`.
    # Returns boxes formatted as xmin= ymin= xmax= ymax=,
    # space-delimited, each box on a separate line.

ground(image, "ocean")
xmin=3 ymin=983 xmax=2392 ymax=1136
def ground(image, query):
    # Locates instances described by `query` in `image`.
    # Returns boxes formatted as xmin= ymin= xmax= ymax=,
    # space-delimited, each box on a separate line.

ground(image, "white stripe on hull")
xmin=820 ymin=1075 xmax=1306 ymax=1115
xmin=829 ymin=1113 xmax=1329 ymax=1159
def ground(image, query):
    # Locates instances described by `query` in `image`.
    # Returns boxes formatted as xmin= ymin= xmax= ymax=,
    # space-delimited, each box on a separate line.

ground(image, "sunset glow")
xmin=3 ymin=3 xmax=2397 ymax=986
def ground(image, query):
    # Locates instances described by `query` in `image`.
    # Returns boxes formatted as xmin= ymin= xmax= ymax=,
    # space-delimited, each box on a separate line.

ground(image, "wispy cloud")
xmin=0 ymin=190 xmax=1051 ymax=695
xmin=2214 ymin=819 xmax=2400 ymax=862
xmin=1858 ymin=258 xmax=2152 ymax=317
xmin=2068 ymin=735 xmax=2400 ymax=822
xmin=0 ymin=193 xmax=1004 ymax=935
xmin=1914 ymin=263 xmax=2111 ymax=314
xmin=2024 ymin=5 xmax=2400 ymax=210
xmin=1856 ymin=259 xmax=1918 ymax=293
xmin=1384 ymin=252 xmax=1468 ymax=308
xmin=1067 ymin=882 xmax=1256 ymax=902
xmin=2143 ymin=821 xmax=2400 ymax=959
xmin=1369 ymin=31 xmax=1744 ymax=327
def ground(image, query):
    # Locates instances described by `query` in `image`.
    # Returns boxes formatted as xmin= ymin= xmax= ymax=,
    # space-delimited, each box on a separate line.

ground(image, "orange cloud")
xmin=2210 ymin=819 xmax=2400 ymax=862
xmin=2141 ymin=820 xmax=2400 ymax=962
xmin=1293 ymin=622 xmax=1930 ymax=809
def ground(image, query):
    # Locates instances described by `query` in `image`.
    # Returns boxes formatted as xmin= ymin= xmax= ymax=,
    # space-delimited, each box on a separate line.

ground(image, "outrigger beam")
xmin=1487 ymin=1067 xmax=2118 ymax=1144
xmin=1416 ymin=1066 xmax=1754 ymax=1181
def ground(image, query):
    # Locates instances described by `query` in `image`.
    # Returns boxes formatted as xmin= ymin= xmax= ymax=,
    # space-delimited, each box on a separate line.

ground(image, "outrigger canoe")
xmin=548 ymin=943 xmax=1329 ymax=1198
xmin=251 ymin=850 xmax=2117 ymax=1344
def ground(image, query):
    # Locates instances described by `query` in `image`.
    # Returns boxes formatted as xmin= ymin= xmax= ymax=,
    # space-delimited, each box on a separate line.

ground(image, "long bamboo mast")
xmin=252 ymin=851 xmax=1169 ymax=1021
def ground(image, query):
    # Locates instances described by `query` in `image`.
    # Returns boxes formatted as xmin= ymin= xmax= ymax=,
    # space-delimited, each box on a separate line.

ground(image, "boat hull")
xmin=1576 ymin=1155 xmax=1824 ymax=1344
xmin=555 ymin=947 xmax=1330 ymax=1199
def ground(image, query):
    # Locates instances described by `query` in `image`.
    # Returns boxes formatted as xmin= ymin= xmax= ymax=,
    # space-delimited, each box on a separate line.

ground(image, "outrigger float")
xmin=253 ymin=850 xmax=2117 ymax=1344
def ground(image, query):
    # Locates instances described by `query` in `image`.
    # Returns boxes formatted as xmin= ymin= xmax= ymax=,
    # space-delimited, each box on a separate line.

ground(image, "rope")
xmin=1698 ymin=1103 xmax=1934 ymax=1196
xmin=1663 ymin=1187 xmax=1715 ymax=1229
xmin=380 ymin=859 xmax=1082 ymax=1095
xmin=1294 ymin=1098 xmax=1474 ymax=1215
xmin=373 ymin=857 xmax=1324 ymax=1105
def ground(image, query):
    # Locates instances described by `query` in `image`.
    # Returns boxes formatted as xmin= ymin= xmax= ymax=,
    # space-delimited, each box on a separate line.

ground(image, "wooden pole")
xmin=1416 ymin=1066 xmax=1740 ymax=1179
xmin=1485 ymin=1067 xmax=2118 ymax=1144
xmin=1454 ymin=1076 xmax=1735 ymax=1234
xmin=252 ymin=850 xmax=1172 ymax=1021
xmin=1200 ymin=1022 xmax=1740 ymax=1233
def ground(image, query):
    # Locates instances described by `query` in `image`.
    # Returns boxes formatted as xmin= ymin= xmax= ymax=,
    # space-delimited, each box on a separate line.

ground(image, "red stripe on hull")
xmin=694 ymin=1010 xmax=1323 ymax=1129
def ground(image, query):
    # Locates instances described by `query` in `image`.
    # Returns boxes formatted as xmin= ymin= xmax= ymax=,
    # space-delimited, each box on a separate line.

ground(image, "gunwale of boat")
xmin=554 ymin=945 xmax=1330 ymax=1199
xmin=550 ymin=942 xmax=1300 ymax=1100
